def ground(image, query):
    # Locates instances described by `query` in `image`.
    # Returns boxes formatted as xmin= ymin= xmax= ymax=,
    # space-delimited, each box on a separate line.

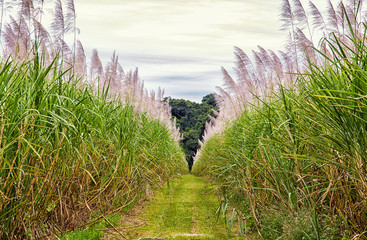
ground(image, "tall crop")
xmin=0 ymin=53 xmax=185 ymax=239
xmin=0 ymin=0 xmax=185 ymax=239
xmin=194 ymin=0 xmax=367 ymax=238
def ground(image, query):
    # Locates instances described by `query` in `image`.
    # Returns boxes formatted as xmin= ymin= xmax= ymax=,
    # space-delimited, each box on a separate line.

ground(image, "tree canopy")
xmin=167 ymin=93 xmax=218 ymax=170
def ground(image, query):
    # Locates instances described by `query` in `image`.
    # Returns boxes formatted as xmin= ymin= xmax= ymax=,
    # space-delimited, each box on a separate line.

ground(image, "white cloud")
xmin=73 ymin=0 xmax=287 ymax=101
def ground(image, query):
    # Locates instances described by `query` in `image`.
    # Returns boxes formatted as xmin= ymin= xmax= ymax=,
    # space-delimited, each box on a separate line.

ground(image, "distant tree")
xmin=202 ymin=93 xmax=217 ymax=108
xmin=168 ymin=93 xmax=218 ymax=170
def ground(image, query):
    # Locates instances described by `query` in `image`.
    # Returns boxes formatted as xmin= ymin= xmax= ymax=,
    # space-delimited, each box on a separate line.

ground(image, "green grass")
xmin=118 ymin=174 xmax=242 ymax=239
xmin=61 ymin=213 xmax=121 ymax=240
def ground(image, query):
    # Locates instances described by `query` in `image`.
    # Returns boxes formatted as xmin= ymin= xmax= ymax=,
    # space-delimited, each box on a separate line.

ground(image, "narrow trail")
xmin=104 ymin=175 xmax=241 ymax=240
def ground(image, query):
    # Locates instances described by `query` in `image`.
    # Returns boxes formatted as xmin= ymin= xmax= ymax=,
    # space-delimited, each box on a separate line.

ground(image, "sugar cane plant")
xmin=194 ymin=0 xmax=367 ymax=238
xmin=0 ymin=1 xmax=186 ymax=239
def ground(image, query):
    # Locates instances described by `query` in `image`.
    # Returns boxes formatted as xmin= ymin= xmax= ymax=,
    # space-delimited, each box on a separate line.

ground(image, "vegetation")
xmin=7 ymin=0 xmax=367 ymax=239
xmin=194 ymin=0 xmax=367 ymax=238
xmin=110 ymin=174 xmax=241 ymax=239
xmin=62 ymin=213 xmax=121 ymax=240
xmin=0 ymin=52 xmax=185 ymax=239
xmin=168 ymin=94 xmax=218 ymax=170
xmin=0 ymin=0 xmax=185 ymax=239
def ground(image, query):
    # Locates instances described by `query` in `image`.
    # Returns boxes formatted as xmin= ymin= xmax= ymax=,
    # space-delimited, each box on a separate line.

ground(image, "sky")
xmin=72 ymin=0 xmax=288 ymax=102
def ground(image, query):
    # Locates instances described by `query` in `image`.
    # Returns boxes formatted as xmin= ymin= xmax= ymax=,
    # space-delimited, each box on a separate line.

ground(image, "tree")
xmin=168 ymin=93 xmax=218 ymax=170
xmin=202 ymin=93 xmax=217 ymax=108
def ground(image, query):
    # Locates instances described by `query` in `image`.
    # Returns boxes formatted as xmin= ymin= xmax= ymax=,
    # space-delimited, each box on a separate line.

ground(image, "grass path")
xmin=104 ymin=175 xmax=241 ymax=239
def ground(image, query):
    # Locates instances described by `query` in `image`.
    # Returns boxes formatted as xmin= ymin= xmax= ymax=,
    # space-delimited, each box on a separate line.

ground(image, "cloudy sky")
xmin=72 ymin=0 xmax=288 ymax=102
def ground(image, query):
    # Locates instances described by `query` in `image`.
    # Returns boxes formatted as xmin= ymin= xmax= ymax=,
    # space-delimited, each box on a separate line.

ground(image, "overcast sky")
xmin=72 ymin=0 xmax=288 ymax=102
